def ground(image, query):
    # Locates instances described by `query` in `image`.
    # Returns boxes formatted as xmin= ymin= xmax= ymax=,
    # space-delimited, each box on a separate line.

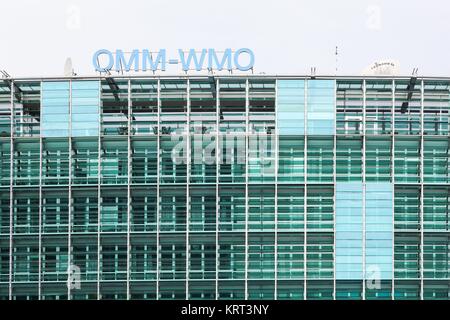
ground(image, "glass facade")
xmin=0 ymin=76 xmax=449 ymax=300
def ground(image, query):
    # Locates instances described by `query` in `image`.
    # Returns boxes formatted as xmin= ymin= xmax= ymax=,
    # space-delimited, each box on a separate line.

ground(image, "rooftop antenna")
xmin=64 ymin=57 xmax=76 ymax=76
xmin=335 ymin=46 xmax=339 ymax=76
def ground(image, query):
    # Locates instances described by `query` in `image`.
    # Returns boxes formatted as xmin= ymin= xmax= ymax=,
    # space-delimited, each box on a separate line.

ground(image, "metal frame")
xmin=303 ymin=78 xmax=308 ymax=300
xmin=37 ymin=94 xmax=43 ymax=299
xmin=274 ymin=80 xmax=279 ymax=300
xmin=97 ymin=79 xmax=102 ymax=300
xmin=8 ymin=74 xmax=450 ymax=82
xmin=156 ymin=79 xmax=161 ymax=300
xmin=8 ymin=80 xmax=14 ymax=300
xmin=391 ymin=80 xmax=396 ymax=300
xmin=420 ymin=79 xmax=425 ymax=300
xmin=332 ymin=79 xmax=337 ymax=300
xmin=244 ymin=78 xmax=249 ymax=300
xmin=362 ymin=79 xmax=367 ymax=300
xmin=2 ymin=75 xmax=449 ymax=300
xmin=215 ymin=78 xmax=220 ymax=300
xmin=67 ymin=79 xmax=73 ymax=300
xmin=126 ymin=79 xmax=132 ymax=299
xmin=185 ymin=79 xmax=190 ymax=300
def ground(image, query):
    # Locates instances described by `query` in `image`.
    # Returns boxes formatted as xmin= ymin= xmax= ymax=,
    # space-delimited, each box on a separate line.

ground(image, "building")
xmin=0 ymin=75 xmax=449 ymax=300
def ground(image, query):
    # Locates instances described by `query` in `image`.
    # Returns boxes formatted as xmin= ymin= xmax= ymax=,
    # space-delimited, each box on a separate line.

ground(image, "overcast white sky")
xmin=1 ymin=0 xmax=449 ymax=77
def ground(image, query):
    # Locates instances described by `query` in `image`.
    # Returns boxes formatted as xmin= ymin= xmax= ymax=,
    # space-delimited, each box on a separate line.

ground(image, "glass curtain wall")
xmin=0 ymin=77 xmax=449 ymax=300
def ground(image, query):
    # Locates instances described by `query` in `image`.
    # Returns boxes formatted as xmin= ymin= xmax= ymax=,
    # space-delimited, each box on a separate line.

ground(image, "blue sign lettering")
xmin=234 ymin=48 xmax=255 ymax=72
xmin=93 ymin=49 xmax=114 ymax=72
xmin=93 ymin=48 xmax=254 ymax=73
xmin=116 ymin=49 xmax=140 ymax=72
xmin=142 ymin=49 xmax=166 ymax=71
xmin=208 ymin=48 xmax=232 ymax=71
xmin=179 ymin=49 xmax=207 ymax=72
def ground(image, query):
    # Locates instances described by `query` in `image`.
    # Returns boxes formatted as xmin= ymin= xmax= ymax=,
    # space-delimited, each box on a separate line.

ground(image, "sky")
xmin=1 ymin=0 xmax=449 ymax=77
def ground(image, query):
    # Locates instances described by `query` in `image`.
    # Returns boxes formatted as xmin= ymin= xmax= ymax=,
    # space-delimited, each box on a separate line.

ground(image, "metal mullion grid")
xmin=332 ymin=79 xmax=337 ymax=300
xmin=97 ymin=79 xmax=102 ymax=300
xmin=303 ymin=78 xmax=308 ymax=300
xmin=8 ymin=80 xmax=14 ymax=300
xmin=156 ymin=79 xmax=161 ymax=300
xmin=420 ymin=79 xmax=424 ymax=300
xmin=362 ymin=79 xmax=367 ymax=300
xmin=126 ymin=79 xmax=132 ymax=300
xmin=244 ymin=78 xmax=249 ymax=300
xmin=274 ymin=80 xmax=279 ymax=300
xmin=67 ymin=79 xmax=73 ymax=300
xmin=391 ymin=79 xmax=395 ymax=300
xmin=185 ymin=78 xmax=190 ymax=300
xmin=38 ymin=85 xmax=43 ymax=299
xmin=215 ymin=78 xmax=220 ymax=300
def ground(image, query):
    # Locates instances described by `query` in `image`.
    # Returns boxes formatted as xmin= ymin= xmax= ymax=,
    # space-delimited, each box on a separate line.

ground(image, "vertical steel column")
xmin=67 ymin=80 xmax=73 ymax=300
xmin=303 ymin=78 xmax=308 ymax=300
xmin=274 ymin=80 xmax=279 ymax=300
xmin=215 ymin=78 xmax=220 ymax=300
xmin=126 ymin=79 xmax=132 ymax=300
xmin=391 ymin=79 xmax=396 ymax=300
xmin=244 ymin=78 xmax=249 ymax=300
xmin=185 ymin=79 xmax=190 ymax=300
xmin=420 ymin=79 xmax=425 ymax=300
xmin=38 ymin=109 xmax=43 ymax=299
xmin=97 ymin=79 xmax=102 ymax=299
xmin=8 ymin=81 xmax=14 ymax=300
xmin=156 ymin=79 xmax=161 ymax=300
xmin=332 ymin=79 xmax=337 ymax=300
xmin=362 ymin=79 xmax=367 ymax=300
